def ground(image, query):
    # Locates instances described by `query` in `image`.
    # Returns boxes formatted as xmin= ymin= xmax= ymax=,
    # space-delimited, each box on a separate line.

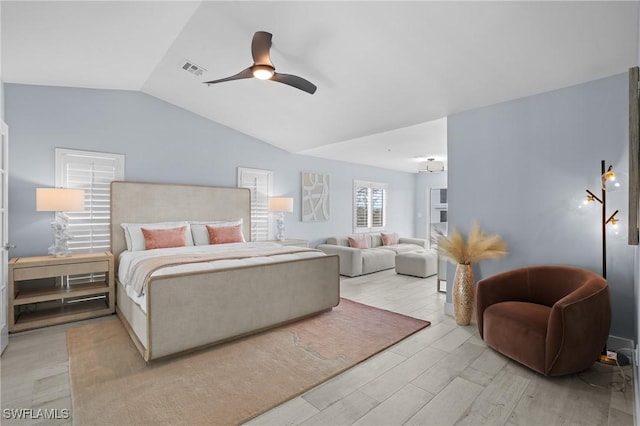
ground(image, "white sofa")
xmin=317 ymin=233 xmax=428 ymax=277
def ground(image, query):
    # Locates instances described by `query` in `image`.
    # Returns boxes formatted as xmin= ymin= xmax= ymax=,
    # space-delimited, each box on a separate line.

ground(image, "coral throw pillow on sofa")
xmin=141 ymin=226 xmax=187 ymax=250
xmin=207 ymin=224 xmax=244 ymax=244
xmin=381 ymin=232 xmax=399 ymax=246
xmin=348 ymin=236 xmax=369 ymax=249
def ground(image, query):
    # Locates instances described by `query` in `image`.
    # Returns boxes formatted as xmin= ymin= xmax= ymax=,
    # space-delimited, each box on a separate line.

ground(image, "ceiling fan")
xmin=203 ymin=31 xmax=317 ymax=95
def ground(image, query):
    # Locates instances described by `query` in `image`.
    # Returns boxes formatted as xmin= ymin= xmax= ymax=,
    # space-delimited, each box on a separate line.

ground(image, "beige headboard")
xmin=110 ymin=181 xmax=252 ymax=262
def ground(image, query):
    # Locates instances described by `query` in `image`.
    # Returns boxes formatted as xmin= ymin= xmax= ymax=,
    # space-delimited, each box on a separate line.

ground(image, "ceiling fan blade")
xmin=251 ymin=31 xmax=273 ymax=66
xmin=203 ymin=67 xmax=253 ymax=85
xmin=271 ymin=72 xmax=317 ymax=94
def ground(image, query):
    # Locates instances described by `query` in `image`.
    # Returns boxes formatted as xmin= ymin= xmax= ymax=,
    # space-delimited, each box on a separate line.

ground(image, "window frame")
xmin=353 ymin=180 xmax=388 ymax=233
xmin=55 ymin=148 xmax=125 ymax=254
xmin=237 ymin=167 xmax=273 ymax=241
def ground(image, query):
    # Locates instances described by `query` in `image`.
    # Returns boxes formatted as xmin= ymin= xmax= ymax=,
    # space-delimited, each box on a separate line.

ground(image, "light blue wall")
xmin=4 ymin=83 xmax=416 ymax=257
xmin=448 ymin=72 xmax=635 ymax=339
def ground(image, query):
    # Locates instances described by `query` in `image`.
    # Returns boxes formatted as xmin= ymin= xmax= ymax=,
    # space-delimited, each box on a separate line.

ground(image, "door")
xmin=1 ymin=122 xmax=8 ymax=354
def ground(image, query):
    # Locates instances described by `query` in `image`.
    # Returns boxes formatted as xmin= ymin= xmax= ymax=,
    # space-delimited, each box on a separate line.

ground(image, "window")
xmin=55 ymin=148 xmax=125 ymax=253
xmin=237 ymin=167 xmax=273 ymax=241
xmin=353 ymin=180 xmax=387 ymax=233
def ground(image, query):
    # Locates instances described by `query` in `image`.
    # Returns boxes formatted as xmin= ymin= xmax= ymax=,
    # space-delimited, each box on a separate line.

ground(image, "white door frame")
xmin=1 ymin=121 xmax=8 ymax=354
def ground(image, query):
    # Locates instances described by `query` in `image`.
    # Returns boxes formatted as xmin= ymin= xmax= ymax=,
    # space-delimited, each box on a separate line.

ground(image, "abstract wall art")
xmin=302 ymin=172 xmax=330 ymax=222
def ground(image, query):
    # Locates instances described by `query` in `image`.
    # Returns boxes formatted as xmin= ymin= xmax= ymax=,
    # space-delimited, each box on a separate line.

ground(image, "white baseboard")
xmin=607 ymin=335 xmax=634 ymax=351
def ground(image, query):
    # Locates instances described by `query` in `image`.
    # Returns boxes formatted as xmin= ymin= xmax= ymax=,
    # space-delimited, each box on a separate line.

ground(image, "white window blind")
xmin=353 ymin=180 xmax=387 ymax=233
xmin=237 ymin=167 xmax=272 ymax=241
xmin=55 ymin=148 xmax=125 ymax=253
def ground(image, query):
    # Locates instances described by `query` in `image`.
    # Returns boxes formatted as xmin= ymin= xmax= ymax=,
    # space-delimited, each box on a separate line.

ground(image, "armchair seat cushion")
xmin=484 ymin=301 xmax=550 ymax=373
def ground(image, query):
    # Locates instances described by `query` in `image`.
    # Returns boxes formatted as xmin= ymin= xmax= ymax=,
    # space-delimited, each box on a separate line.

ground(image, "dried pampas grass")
xmin=436 ymin=223 xmax=507 ymax=265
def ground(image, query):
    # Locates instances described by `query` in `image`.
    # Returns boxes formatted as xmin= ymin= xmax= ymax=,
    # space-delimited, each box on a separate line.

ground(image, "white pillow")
xmin=121 ymin=221 xmax=194 ymax=251
xmin=190 ymin=219 xmax=245 ymax=245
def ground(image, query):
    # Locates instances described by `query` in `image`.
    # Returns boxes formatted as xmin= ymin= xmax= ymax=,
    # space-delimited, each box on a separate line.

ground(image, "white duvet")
xmin=118 ymin=242 xmax=325 ymax=313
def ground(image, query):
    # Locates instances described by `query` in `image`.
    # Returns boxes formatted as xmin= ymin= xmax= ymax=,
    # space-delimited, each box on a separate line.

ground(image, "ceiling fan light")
xmin=252 ymin=65 xmax=274 ymax=80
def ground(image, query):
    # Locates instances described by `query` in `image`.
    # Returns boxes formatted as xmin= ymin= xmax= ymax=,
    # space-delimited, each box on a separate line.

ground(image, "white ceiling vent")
xmin=181 ymin=60 xmax=206 ymax=77
xmin=418 ymin=158 xmax=445 ymax=173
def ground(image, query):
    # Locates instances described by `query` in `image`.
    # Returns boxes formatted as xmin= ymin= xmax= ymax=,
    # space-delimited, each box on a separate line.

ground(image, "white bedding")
xmin=118 ymin=242 xmax=325 ymax=313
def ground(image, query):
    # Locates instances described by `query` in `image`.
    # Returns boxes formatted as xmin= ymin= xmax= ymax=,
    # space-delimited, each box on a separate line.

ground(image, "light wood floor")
xmin=0 ymin=269 xmax=635 ymax=425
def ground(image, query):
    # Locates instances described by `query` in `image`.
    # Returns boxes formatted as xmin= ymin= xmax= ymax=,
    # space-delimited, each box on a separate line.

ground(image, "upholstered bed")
xmin=110 ymin=181 xmax=340 ymax=362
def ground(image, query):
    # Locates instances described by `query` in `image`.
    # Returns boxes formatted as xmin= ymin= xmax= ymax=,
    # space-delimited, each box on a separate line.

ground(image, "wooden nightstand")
xmin=8 ymin=252 xmax=114 ymax=332
xmin=270 ymin=239 xmax=309 ymax=247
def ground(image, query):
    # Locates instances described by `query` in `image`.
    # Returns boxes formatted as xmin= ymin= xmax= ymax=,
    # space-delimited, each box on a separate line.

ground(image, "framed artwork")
xmin=302 ymin=172 xmax=330 ymax=222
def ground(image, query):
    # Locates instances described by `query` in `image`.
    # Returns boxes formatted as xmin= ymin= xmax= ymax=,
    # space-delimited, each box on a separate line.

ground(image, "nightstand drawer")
xmin=13 ymin=260 xmax=110 ymax=281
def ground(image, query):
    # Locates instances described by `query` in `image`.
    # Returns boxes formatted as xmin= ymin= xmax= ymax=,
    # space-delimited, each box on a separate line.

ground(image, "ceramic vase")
xmin=453 ymin=263 xmax=474 ymax=325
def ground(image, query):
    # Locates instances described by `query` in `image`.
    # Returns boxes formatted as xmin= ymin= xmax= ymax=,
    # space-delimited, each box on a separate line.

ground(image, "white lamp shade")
xmin=269 ymin=197 xmax=294 ymax=213
xmin=36 ymin=188 xmax=85 ymax=212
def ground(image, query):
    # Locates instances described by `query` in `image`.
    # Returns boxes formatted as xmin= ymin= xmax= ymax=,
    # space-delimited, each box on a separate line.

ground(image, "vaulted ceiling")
xmin=2 ymin=1 xmax=638 ymax=172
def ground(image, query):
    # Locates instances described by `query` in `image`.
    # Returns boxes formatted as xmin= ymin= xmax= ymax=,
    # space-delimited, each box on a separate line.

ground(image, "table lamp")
xmin=36 ymin=188 xmax=85 ymax=256
xmin=268 ymin=197 xmax=294 ymax=241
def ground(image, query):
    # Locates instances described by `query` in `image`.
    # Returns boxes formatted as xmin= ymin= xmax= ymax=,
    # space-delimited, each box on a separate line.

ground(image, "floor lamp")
xmin=584 ymin=160 xmax=624 ymax=366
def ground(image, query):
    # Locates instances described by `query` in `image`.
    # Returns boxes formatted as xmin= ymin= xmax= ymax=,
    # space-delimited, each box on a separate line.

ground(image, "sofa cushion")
xmin=326 ymin=236 xmax=350 ymax=247
xmin=369 ymin=234 xmax=383 ymax=248
xmin=483 ymin=301 xmax=551 ymax=374
xmin=379 ymin=243 xmax=424 ymax=254
xmin=381 ymin=232 xmax=399 ymax=246
xmin=348 ymin=235 xmax=369 ymax=248
xmin=361 ymin=248 xmax=395 ymax=274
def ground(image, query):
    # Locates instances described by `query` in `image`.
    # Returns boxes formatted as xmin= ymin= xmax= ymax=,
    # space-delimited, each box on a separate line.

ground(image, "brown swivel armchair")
xmin=476 ymin=265 xmax=611 ymax=376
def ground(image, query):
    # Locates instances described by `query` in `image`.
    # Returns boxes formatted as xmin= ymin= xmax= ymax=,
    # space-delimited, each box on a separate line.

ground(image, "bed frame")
xmin=110 ymin=181 xmax=340 ymax=362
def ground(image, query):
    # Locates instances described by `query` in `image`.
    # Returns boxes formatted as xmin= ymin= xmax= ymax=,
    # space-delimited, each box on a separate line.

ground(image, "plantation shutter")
xmin=237 ymin=167 xmax=272 ymax=241
xmin=354 ymin=185 xmax=369 ymax=232
xmin=353 ymin=180 xmax=387 ymax=233
xmin=371 ymin=187 xmax=385 ymax=228
xmin=55 ymin=149 xmax=125 ymax=253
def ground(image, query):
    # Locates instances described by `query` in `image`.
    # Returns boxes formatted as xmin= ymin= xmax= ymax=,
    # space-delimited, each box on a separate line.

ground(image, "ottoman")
xmin=395 ymin=250 xmax=437 ymax=278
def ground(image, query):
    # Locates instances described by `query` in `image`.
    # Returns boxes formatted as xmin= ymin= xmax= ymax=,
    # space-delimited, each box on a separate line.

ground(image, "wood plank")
xmin=509 ymin=364 xmax=611 ymax=426
xmin=13 ymin=260 xmax=110 ymax=281
xmin=301 ymin=391 xmax=379 ymax=426
xmin=457 ymin=369 xmax=529 ymax=425
xmin=11 ymin=301 xmax=111 ymax=332
xmin=245 ymin=397 xmax=319 ymax=425
xmin=302 ymin=351 xmax=406 ymax=410
xmin=353 ymin=384 xmax=434 ymax=426
xmin=14 ymin=281 xmax=109 ymax=305
xmin=390 ymin=322 xmax=456 ymax=358
xmin=430 ymin=326 xmax=474 ymax=352
xmin=360 ymin=346 xmax=448 ymax=402
xmin=406 ymin=377 xmax=484 ymax=425
xmin=411 ymin=342 xmax=485 ymax=394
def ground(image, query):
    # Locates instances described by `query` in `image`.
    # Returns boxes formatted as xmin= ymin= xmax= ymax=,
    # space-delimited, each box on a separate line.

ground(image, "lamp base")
xmin=48 ymin=213 xmax=73 ymax=257
xmin=275 ymin=213 xmax=286 ymax=241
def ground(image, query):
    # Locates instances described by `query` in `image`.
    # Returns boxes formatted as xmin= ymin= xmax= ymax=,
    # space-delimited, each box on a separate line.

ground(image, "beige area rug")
xmin=68 ymin=298 xmax=430 ymax=425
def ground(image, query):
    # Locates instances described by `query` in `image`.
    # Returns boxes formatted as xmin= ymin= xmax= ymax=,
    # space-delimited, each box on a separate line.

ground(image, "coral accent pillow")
xmin=381 ymin=232 xmax=399 ymax=246
xmin=207 ymin=224 xmax=244 ymax=245
xmin=141 ymin=226 xmax=187 ymax=250
xmin=348 ymin=236 xmax=369 ymax=249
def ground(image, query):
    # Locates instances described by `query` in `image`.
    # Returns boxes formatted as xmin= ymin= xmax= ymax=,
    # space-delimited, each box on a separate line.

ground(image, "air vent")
xmin=181 ymin=60 xmax=206 ymax=77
